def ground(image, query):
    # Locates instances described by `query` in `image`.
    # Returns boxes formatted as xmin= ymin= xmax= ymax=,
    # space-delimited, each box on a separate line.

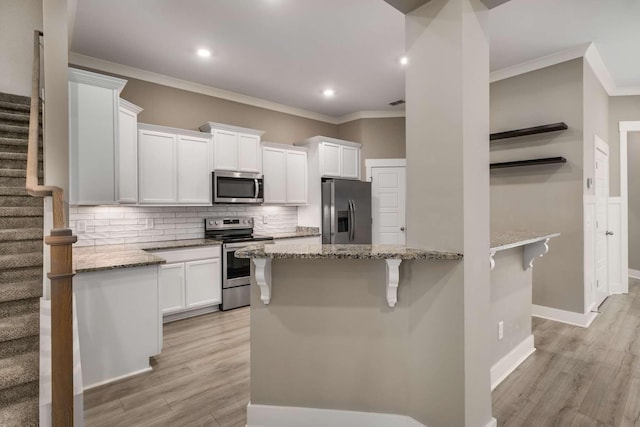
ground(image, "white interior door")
xmin=594 ymin=137 xmax=610 ymax=308
xmin=371 ymin=166 xmax=406 ymax=244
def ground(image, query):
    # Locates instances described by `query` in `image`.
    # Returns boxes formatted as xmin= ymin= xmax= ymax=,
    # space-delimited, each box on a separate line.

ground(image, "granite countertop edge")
xmin=234 ymin=244 xmax=463 ymax=261
xmin=490 ymin=232 xmax=561 ymax=253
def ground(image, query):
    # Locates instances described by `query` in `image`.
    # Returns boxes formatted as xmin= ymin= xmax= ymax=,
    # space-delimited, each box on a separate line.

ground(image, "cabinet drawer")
xmin=150 ymin=246 xmax=221 ymax=263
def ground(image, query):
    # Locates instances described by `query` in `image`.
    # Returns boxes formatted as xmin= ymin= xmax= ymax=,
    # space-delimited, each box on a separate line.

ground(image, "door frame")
xmin=365 ymin=159 xmax=406 ymax=182
xmin=618 ymin=121 xmax=640 ymax=293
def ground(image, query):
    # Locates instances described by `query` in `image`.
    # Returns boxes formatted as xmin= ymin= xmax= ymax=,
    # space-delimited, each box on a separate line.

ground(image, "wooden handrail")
xmin=27 ymin=29 xmax=77 ymax=427
xmin=26 ymin=30 xmax=65 ymax=229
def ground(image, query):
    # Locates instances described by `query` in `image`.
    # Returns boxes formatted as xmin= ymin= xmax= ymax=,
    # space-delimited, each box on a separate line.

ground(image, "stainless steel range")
xmin=204 ymin=217 xmax=273 ymax=311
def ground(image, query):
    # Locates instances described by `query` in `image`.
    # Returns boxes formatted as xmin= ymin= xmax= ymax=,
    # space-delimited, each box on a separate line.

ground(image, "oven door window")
xmin=226 ymin=250 xmax=251 ymax=279
xmin=217 ymin=177 xmax=257 ymax=199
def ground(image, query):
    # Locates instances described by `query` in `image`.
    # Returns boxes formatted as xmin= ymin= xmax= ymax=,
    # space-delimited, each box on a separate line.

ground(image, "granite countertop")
xmin=257 ymin=227 xmax=320 ymax=240
xmin=73 ymin=238 xmax=223 ymax=273
xmin=491 ymin=231 xmax=560 ymax=252
xmin=235 ymin=244 xmax=463 ymax=260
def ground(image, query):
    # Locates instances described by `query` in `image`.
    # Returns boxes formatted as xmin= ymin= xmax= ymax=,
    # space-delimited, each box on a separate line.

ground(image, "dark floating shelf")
xmin=490 ymin=122 xmax=568 ymax=141
xmin=490 ymin=157 xmax=567 ymax=170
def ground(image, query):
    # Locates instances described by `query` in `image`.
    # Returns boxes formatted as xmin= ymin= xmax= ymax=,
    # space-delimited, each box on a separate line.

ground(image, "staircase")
xmin=0 ymin=92 xmax=44 ymax=426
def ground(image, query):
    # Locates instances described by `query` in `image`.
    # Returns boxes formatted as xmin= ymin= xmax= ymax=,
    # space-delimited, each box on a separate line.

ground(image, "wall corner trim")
xmin=490 ymin=335 xmax=535 ymax=391
xmin=532 ymin=304 xmax=598 ymax=328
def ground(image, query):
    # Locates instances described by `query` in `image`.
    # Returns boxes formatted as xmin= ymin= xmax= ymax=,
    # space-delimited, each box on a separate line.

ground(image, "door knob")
xmin=606 ymin=231 xmax=614 ymax=236
xmin=400 ymin=227 xmax=405 ymax=232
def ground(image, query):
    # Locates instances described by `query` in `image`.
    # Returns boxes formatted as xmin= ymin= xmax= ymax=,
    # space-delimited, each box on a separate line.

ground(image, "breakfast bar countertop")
xmin=234 ymin=243 xmax=463 ymax=260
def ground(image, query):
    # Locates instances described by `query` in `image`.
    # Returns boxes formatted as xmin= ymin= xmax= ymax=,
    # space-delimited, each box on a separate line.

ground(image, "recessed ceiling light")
xmin=399 ymin=56 xmax=409 ymax=66
xmin=197 ymin=48 xmax=211 ymax=58
xmin=323 ymin=89 xmax=335 ymax=97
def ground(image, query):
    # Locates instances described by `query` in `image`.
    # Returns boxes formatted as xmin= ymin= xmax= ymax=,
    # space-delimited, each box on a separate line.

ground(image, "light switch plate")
xmin=77 ymin=220 xmax=86 ymax=233
xmin=498 ymin=321 xmax=504 ymax=340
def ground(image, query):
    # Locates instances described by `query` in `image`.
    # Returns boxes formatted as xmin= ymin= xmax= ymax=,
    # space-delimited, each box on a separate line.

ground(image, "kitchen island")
xmin=236 ymin=233 xmax=558 ymax=427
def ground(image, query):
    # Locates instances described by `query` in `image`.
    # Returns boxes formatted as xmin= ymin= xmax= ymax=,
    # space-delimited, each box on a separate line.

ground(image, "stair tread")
xmin=0 ymin=397 xmax=38 ymax=427
xmin=0 ymin=207 xmax=43 ymax=216
xmin=0 ymin=112 xmax=29 ymax=123
xmin=0 ymin=102 xmax=30 ymax=113
xmin=0 ymin=94 xmax=30 ymax=106
xmin=0 ymin=352 xmax=38 ymax=391
xmin=0 ymin=229 xmax=43 ymax=241
xmin=0 ymin=253 xmax=43 ymax=270
xmin=0 ymin=312 xmax=38 ymax=343
xmin=0 ymin=281 xmax=41 ymax=304
xmin=0 ymin=169 xmax=26 ymax=178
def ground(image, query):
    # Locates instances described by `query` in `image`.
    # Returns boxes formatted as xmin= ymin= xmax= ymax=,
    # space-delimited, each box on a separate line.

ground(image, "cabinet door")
xmin=138 ymin=130 xmax=177 ymax=203
xmin=320 ymin=142 xmax=341 ymax=177
xmin=118 ymin=107 xmax=138 ymax=203
xmin=263 ymin=147 xmax=287 ymax=204
xmin=177 ymin=135 xmax=211 ymax=204
xmin=213 ymin=129 xmax=238 ymax=171
xmin=159 ymin=263 xmax=185 ymax=315
xmin=237 ymin=133 xmax=261 ymax=173
xmin=286 ymin=150 xmax=307 ymax=205
xmin=340 ymin=145 xmax=359 ymax=179
xmin=69 ymin=82 xmax=117 ymax=205
xmin=185 ymin=258 xmax=221 ymax=309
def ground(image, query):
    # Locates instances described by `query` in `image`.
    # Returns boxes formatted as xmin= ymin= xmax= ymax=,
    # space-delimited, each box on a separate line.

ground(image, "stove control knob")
xmin=215 ymin=220 xmax=222 ymax=226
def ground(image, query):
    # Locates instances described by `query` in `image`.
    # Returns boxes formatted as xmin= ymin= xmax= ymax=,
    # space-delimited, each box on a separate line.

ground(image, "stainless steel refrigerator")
xmin=321 ymin=179 xmax=372 ymax=244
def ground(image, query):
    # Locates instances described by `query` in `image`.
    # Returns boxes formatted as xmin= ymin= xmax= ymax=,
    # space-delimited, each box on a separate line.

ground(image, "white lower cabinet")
xmin=159 ymin=263 xmax=185 ymax=315
xmin=185 ymin=259 xmax=221 ymax=309
xmin=154 ymin=246 xmax=221 ymax=321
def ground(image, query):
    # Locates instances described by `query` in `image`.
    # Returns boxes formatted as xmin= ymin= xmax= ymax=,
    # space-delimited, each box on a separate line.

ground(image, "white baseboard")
xmin=247 ymin=404 xmax=427 ymax=427
xmin=485 ymin=418 xmax=498 ymax=427
xmin=83 ymin=367 xmax=152 ymax=391
xmin=163 ymin=305 xmax=220 ymax=323
xmin=629 ymin=269 xmax=640 ymax=280
xmin=532 ymin=304 xmax=598 ymax=328
xmin=490 ymin=335 xmax=535 ymax=390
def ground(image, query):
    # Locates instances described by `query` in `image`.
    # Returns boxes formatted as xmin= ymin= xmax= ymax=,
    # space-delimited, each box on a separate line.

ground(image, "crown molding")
xmin=68 ymin=67 xmax=128 ymax=93
xmin=490 ymin=43 xmax=590 ymax=83
xmin=68 ymin=52 xmax=340 ymax=124
xmin=491 ymin=43 xmax=640 ymax=97
xmin=336 ymin=110 xmax=406 ymax=125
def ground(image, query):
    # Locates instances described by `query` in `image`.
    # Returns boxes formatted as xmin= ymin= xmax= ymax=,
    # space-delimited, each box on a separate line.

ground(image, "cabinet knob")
xmin=400 ymin=227 xmax=405 ymax=232
xmin=606 ymin=231 xmax=614 ymax=236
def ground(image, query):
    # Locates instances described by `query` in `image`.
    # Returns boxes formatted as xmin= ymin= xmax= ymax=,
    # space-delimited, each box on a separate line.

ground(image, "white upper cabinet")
xmin=177 ymin=135 xmax=211 ymax=204
xmin=262 ymin=143 xmax=308 ymax=205
xmin=138 ymin=129 xmax=177 ymax=204
xmin=296 ymin=136 xmax=362 ymax=181
xmin=213 ymin=129 xmax=238 ymax=171
xmin=340 ymin=145 xmax=360 ymax=179
xmin=118 ymin=99 xmax=143 ymax=204
xmin=263 ymin=147 xmax=287 ymax=204
xmin=237 ymin=133 xmax=261 ymax=173
xmin=200 ymin=122 xmax=265 ymax=173
xmin=138 ymin=123 xmax=212 ymax=205
xmin=286 ymin=150 xmax=308 ymax=205
xmin=68 ymin=68 xmax=127 ymax=205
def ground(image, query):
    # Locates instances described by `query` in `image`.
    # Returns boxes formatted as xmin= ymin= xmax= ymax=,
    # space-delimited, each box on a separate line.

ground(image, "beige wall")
xmin=582 ymin=61 xmax=610 ymax=197
xmin=490 ymin=59 xmax=585 ymax=313
xmin=0 ymin=0 xmax=43 ymax=97
xmin=337 ymin=117 xmax=406 ymax=176
xmin=608 ymin=96 xmax=640 ymax=197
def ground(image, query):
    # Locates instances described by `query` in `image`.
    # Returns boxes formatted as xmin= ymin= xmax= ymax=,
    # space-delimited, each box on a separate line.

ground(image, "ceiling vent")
xmin=389 ymin=99 xmax=405 ymax=106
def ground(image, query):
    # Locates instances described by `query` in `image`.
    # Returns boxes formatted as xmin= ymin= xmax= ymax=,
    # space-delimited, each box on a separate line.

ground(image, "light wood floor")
xmin=493 ymin=280 xmax=640 ymax=427
xmin=85 ymin=282 xmax=640 ymax=427
xmin=84 ymin=307 xmax=250 ymax=427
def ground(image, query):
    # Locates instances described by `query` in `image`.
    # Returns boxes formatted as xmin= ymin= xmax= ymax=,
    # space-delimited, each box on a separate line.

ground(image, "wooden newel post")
xmin=45 ymin=228 xmax=78 ymax=427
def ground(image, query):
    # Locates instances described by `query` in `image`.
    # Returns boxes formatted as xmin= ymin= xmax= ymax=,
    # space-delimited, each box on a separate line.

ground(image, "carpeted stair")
xmin=0 ymin=92 xmax=43 ymax=426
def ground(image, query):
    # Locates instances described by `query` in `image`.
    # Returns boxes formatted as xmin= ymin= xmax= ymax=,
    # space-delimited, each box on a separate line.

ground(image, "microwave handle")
xmin=254 ymin=179 xmax=259 ymax=199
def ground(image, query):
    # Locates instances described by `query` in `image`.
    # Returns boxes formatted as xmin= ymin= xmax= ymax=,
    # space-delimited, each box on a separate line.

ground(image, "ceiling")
xmin=70 ymin=0 xmax=640 ymax=119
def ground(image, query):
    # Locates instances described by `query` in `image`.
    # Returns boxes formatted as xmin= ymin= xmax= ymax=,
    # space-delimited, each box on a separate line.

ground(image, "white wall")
xmin=0 ymin=0 xmax=43 ymax=97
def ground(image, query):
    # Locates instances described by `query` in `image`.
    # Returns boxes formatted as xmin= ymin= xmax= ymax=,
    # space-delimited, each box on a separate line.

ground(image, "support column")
xmin=404 ymin=0 xmax=493 ymax=426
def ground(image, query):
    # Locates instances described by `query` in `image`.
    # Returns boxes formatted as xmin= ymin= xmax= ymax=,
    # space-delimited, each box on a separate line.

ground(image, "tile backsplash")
xmin=69 ymin=205 xmax=298 ymax=247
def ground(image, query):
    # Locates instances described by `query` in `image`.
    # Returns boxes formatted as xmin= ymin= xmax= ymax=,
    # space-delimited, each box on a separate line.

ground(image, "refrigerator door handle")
xmin=351 ymin=200 xmax=357 ymax=242
xmin=348 ymin=200 xmax=355 ymax=242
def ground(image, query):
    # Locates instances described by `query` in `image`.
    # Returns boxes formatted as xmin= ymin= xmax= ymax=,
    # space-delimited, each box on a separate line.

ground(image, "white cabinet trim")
xmin=199 ymin=121 xmax=265 ymax=136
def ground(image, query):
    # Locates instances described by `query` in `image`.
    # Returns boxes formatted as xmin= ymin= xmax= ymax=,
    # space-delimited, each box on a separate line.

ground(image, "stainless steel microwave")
xmin=212 ymin=171 xmax=264 ymax=204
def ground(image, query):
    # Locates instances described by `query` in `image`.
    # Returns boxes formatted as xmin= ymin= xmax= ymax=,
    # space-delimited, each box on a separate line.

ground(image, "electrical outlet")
xmin=498 ymin=321 xmax=504 ymax=341
xmin=77 ymin=220 xmax=86 ymax=233
xmin=262 ymin=216 xmax=268 ymax=224
xmin=146 ymin=218 xmax=154 ymax=229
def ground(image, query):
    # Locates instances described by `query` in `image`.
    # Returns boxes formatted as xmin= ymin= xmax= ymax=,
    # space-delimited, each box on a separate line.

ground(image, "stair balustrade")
xmin=26 ymin=29 xmax=77 ymax=427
